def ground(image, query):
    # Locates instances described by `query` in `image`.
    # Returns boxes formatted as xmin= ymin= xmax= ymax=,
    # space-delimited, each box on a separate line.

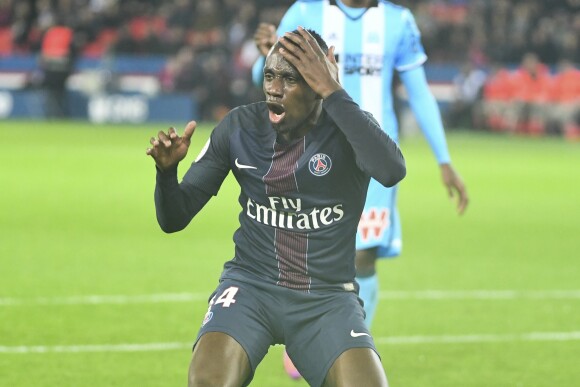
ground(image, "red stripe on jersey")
xmin=264 ymin=140 xmax=303 ymax=194
xmin=264 ymin=139 xmax=310 ymax=290
xmin=275 ymin=229 xmax=310 ymax=291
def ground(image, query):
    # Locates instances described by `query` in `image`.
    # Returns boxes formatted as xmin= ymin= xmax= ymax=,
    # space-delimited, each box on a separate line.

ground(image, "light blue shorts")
xmin=356 ymin=179 xmax=401 ymax=258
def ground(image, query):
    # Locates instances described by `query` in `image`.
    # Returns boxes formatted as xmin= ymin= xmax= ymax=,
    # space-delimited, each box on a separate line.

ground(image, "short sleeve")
xmin=394 ymin=9 xmax=428 ymax=72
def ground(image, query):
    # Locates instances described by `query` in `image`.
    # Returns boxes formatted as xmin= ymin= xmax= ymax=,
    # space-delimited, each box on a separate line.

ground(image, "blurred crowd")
xmin=397 ymin=0 xmax=580 ymax=65
xmin=446 ymin=53 xmax=580 ymax=139
xmin=0 ymin=0 xmax=578 ymax=128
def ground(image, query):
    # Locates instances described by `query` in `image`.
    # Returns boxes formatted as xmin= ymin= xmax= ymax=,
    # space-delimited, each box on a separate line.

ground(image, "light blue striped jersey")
xmin=276 ymin=0 xmax=427 ymax=142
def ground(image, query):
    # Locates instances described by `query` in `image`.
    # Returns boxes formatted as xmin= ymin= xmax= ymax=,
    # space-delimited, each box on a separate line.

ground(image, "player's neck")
xmin=340 ymin=0 xmax=372 ymax=8
xmin=276 ymin=104 xmax=323 ymax=144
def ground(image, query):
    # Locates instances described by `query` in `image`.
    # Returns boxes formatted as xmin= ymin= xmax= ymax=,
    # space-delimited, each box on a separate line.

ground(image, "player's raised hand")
xmin=278 ymin=26 xmax=341 ymax=99
xmin=254 ymin=23 xmax=277 ymax=56
xmin=440 ymin=163 xmax=468 ymax=215
xmin=146 ymin=120 xmax=196 ymax=171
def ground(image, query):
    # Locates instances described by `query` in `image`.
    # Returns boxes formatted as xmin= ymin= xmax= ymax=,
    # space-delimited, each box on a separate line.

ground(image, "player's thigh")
xmin=189 ymin=331 xmax=250 ymax=387
xmin=285 ymin=291 xmax=378 ymax=386
xmin=355 ymin=247 xmax=378 ymax=276
xmin=323 ymin=347 xmax=388 ymax=387
xmin=193 ymin=279 xmax=278 ymax=384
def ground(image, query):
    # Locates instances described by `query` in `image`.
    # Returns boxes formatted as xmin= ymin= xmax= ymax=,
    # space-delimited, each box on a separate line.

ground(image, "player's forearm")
xmin=323 ymin=89 xmax=406 ymax=187
xmin=154 ymin=166 xmax=208 ymax=233
xmin=402 ymin=68 xmax=451 ymax=164
xmin=409 ymin=93 xmax=451 ymax=164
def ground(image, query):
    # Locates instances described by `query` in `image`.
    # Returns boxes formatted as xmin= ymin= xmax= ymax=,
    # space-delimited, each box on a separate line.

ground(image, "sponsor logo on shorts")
xmin=201 ymin=311 xmax=213 ymax=327
xmin=308 ymin=153 xmax=332 ymax=176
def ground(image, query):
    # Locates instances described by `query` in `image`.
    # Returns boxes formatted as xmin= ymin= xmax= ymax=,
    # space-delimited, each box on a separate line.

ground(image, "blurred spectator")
xmin=138 ymin=23 xmax=165 ymax=54
xmin=159 ymin=45 xmax=203 ymax=93
xmin=110 ymin=24 xmax=136 ymax=55
xmin=10 ymin=0 xmax=34 ymax=48
xmin=196 ymin=49 xmax=233 ymax=121
xmin=159 ymin=45 xmax=232 ymax=121
xmin=548 ymin=58 xmax=580 ymax=139
xmin=160 ymin=25 xmax=187 ymax=55
xmin=510 ymin=52 xmax=552 ymax=135
xmin=166 ymin=0 xmax=193 ymax=30
xmin=446 ymin=61 xmax=487 ymax=129
xmin=191 ymin=0 xmax=222 ymax=32
xmin=481 ymin=63 xmax=517 ymax=132
xmin=0 ymin=0 xmax=12 ymax=28
xmin=480 ymin=52 xmax=580 ymax=138
xmin=93 ymin=0 xmax=122 ymax=30
xmin=39 ymin=17 xmax=78 ymax=118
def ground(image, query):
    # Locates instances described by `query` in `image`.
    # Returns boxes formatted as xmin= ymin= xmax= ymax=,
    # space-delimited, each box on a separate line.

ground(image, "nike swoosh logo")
xmin=235 ymin=158 xmax=257 ymax=170
xmin=350 ymin=330 xmax=370 ymax=338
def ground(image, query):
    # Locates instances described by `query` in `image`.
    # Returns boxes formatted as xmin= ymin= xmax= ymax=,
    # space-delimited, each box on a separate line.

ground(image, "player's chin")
xmin=272 ymin=122 xmax=286 ymax=133
xmin=270 ymin=117 xmax=286 ymax=128
xmin=269 ymin=112 xmax=290 ymax=132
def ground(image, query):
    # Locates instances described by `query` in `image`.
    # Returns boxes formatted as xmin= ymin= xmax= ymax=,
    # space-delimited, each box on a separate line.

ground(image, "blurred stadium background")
xmin=1 ymin=1 xmax=579 ymax=386
xmin=0 ymin=0 xmax=578 ymax=134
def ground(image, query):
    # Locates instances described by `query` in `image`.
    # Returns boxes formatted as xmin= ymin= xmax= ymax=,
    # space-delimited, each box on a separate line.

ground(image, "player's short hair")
xmin=297 ymin=28 xmax=329 ymax=54
xmin=275 ymin=28 xmax=329 ymax=55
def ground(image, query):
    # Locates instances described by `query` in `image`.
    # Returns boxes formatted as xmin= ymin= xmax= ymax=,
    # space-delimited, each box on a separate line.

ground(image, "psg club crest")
xmin=201 ymin=311 xmax=213 ymax=327
xmin=309 ymin=153 xmax=332 ymax=176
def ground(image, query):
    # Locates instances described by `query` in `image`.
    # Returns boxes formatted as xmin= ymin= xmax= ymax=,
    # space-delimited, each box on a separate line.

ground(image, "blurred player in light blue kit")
xmin=252 ymin=0 xmax=469 ymax=378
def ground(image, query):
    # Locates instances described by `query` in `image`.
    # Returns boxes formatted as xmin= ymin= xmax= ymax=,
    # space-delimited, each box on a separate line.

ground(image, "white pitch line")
xmin=0 ymin=342 xmax=191 ymax=354
xmin=0 ymin=293 xmax=208 ymax=306
xmin=378 ymin=290 xmax=580 ymax=300
xmin=2 ymin=290 xmax=580 ymax=307
xmin=2 ymin=331 xmax=580 ymax=354
xmin=376 ymin=331 xmax=580 ymax=345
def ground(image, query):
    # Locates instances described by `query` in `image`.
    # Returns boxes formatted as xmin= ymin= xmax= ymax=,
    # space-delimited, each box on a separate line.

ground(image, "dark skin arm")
xmin=441 ymin=163 xmax=468 ymax=214
xmin=254 ymin=22 xmax=277 ymax=56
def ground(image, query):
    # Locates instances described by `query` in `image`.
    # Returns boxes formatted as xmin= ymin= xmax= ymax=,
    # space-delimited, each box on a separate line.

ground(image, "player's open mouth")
xmin=267 ymin=102 xmax=286 ymax=124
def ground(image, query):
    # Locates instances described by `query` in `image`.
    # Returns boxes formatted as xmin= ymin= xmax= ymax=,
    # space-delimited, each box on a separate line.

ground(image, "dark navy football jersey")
xmin=155 ymin=90 xmax=405 ymax=291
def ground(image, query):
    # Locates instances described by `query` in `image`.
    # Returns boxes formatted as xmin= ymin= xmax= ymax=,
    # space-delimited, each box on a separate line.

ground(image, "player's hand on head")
xmin=278 ymin=26 xmax=341 ymax=99
xmin=146 ymin=120 xmax=196 ymax=171
xmin=327 ymin=45 xmax=339 ymax=84
xmin=254 ymin=23 xmax=277 ymax=56
xmin=440 ymin=164 xmax=468 ymax=215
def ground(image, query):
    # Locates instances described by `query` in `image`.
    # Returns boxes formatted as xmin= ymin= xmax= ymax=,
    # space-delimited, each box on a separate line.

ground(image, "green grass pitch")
xmin=1 ymin=120 xmax=579 ymax=386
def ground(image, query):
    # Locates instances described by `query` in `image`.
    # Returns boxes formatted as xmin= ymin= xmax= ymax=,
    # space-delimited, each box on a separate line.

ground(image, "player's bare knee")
xmin=188 ymin=355 xmax=226 ymax=387
xmin=188 ymin=366 xmax=232 ymax=387
xmin=188 ymin=367 xmax=211 ymax=387
xmin=323 ymin=348 xmax=388 ymax=387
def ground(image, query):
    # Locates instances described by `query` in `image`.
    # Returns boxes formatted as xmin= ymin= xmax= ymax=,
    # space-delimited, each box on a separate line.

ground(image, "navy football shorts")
xmin=194 ymin=277 xmax=379 ymax=387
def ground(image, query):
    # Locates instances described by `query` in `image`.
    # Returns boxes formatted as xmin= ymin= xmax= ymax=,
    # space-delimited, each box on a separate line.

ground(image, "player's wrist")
xmin=156 ymin=163 xmax=178 ymax=174
xmin=320 ymin=85 xmax=343 ymax=100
